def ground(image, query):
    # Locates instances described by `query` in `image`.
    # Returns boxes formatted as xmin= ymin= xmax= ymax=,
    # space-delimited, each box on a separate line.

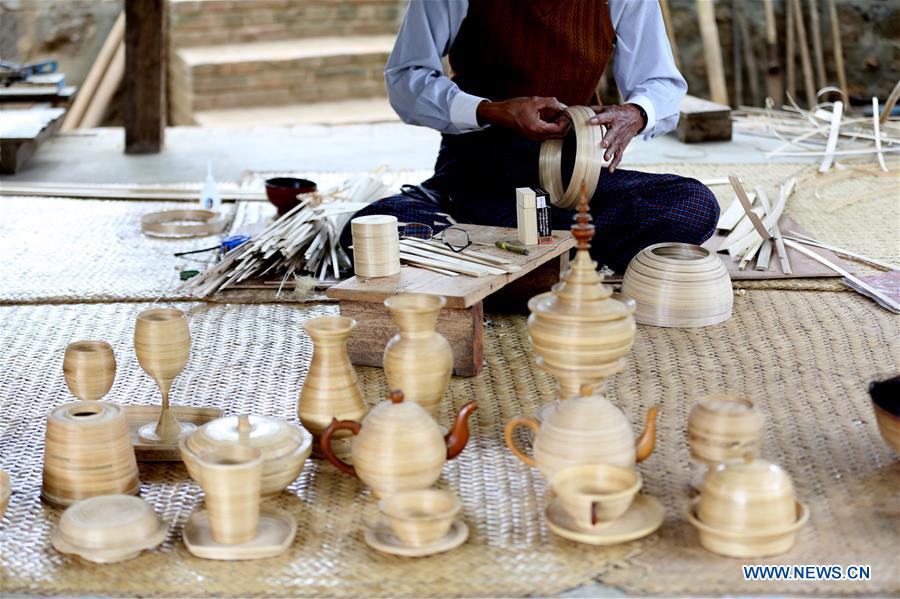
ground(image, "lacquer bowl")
xmin=688 ymin=498 xmax=808 ymax=558
xmin=688 ymin=395 xmax=763 ymax=465
xmin=869 ymin=377 xmax=900 ymax=454
xmin=182 ymin=414 xmax=312 ymax=495
xmin=264 ymin=177 xmax=316 ymax=217
xmin=697 ymin=458 xmax=798 ymax=532
xmin=621 ymin=243 xmax=733 ymax=328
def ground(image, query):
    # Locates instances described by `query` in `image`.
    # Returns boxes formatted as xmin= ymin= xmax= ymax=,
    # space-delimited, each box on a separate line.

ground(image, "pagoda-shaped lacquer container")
xmin=527 ymin=187 xmax=637 ymax=400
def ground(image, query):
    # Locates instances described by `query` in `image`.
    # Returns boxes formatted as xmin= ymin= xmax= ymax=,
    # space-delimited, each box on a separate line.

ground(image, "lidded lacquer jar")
xmin=527 ymin=191 xmax=636 ymax=398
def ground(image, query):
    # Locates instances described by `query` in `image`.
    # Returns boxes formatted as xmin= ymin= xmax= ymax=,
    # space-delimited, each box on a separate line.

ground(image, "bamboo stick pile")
xmin=181 ymin=174 xmax=392 ymax=297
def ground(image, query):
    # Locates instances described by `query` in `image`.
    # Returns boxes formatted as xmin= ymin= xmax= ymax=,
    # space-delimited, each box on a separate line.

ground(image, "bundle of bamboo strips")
xmin=181 ymin=174 xmax=392 ymax=297
xmin=717 ymin=176 xmax=797 ymax=273
xmin=397 ymin=237 xmax=519 ymax=278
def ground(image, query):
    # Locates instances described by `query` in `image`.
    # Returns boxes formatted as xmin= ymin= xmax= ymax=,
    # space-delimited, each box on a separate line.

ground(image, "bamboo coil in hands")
xmin=539 ymin=106 xmax=609 ymax=209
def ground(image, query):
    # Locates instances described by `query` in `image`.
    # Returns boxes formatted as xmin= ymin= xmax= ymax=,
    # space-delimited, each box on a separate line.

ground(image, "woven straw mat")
xmin=2 ymin=164 xmax=897 ymax=303
xmin=1 ymin=290 xmax=898 ymax=596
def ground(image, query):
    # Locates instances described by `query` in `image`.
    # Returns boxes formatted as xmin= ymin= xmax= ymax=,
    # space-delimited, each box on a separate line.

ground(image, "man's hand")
xmin=589 ymin=104 xmax=645 ymax=173
xmin=477 ymin=97 xmax=570 ymax=141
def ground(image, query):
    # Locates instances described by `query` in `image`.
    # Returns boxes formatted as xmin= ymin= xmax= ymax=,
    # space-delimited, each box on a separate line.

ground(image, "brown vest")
xmin=448 ymin=0 xmax=615 ymax=106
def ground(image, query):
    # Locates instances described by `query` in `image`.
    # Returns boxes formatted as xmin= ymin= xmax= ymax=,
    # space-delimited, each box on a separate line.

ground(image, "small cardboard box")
xmin=516 ymin=187 xmax=552 ymax=246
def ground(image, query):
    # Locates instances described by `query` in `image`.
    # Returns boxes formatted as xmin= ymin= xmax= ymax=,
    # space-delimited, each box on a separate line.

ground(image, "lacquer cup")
xmin=687 ymin=395 xmax=763 ymax=465
xmin=550 ymin=464 xmax=642 ymax=531
xmin=188 ymin=442 xmax=263 ymax=545
xmin=378 ymin=489 xmax=461 ymax=547
xmin=63 ymin=340 xmax=116 ymax=401
xmin=134 ymin=307 xmax=194 ymax=443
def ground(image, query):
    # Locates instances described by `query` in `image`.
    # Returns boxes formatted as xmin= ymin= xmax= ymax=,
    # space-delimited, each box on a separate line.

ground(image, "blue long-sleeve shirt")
xmin=384 ymin=0 xmax=687 ymax=139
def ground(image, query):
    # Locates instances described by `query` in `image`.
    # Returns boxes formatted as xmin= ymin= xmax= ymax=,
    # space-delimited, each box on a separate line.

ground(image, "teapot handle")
xmin=504 ymin=417 xmax=539 ymax=468
xmin=321 ymin=418 xmax=361 ymax=477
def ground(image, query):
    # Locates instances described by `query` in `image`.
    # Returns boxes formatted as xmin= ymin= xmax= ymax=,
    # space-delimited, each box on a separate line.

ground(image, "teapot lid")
xmin=702 ymin=456 xmax=796 ymax=499
xmin=189 ymin=414 xmax=312 ymax=460
xmin=363 ymin=390 xmax=441 ymax=432
xmin=544 ymin=385 xmax=627 ymax=428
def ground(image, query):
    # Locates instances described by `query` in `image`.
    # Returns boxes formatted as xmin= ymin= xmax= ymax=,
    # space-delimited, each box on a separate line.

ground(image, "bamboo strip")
xmin=729 ymin=177 xmax=771 ymax=240
xmin=755 ymin=239 xmax=773 ymax=271
xmin=0 ymin=184 xmax=265 ymax=202
xmin=717 ymin=192 xmax=755 ymax=231
xmin=401 ymin=237 xmax=514 ymax=265
xmin=872 ymin=98 xmax=889 ymax=173
xmin=819 ymin=101 xmax=844 ymax=172
xmin=772 ymin=223 xmax=792 ymax=275
xmin=784 ymin=233 xmax=899 ymax=271
xmin=880 ymin=80 xmax=900 ymax=125
xmin=407 ymin=263 xmax=460 ymax=277
xmin=783 ymin=240 xmax=900 ymax=312
xmin=397 ymin=244 xmax=506 ymax=276
xmin=398 ymin=252 xmax=486 ymax=277
xmin=61 ymin=12 xmax=124 ymax=131
xmin=399 ymin=239 xmax=519 ymax=272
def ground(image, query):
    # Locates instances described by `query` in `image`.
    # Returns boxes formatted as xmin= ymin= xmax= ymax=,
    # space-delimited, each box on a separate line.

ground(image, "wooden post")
xmin=826 ymin=0 xmax=848 ymax=102
xmin=791 ymin=0 xmax=817 ymax=109
xmin=762 ymin=0 xmax=783 ymax=107
xmin=124 ymin=0 xmax=166 ymax=154
xmin=697 ymin=0 xmax=729 ymax=106
xmin=808 ymin=0 xmax=827 ymax=89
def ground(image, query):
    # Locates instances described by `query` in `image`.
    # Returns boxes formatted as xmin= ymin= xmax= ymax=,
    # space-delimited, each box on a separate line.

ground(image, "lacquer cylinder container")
xmin=42 ymin=401 xmax=140 ymax=506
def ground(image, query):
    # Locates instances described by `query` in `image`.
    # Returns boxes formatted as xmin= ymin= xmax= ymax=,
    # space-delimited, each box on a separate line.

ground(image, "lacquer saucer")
xmin=183 ymin=508 xmax=296 ymax=560
xmin=364 ymin=516 xmax=469 ymax=557
xmin=545 ymin=494 xmax=665 ymax=545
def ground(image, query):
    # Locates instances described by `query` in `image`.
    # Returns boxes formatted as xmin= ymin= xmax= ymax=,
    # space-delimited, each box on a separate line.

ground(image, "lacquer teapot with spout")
xmin=504 ymin=385 xmax=659 ymax=480
xmin=321 ymin=390 xmax=478 ymax=497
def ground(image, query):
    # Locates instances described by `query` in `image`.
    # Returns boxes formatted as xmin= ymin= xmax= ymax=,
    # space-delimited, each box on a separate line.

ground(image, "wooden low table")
xmin=326 ymin=224 xmax=575 ymax=376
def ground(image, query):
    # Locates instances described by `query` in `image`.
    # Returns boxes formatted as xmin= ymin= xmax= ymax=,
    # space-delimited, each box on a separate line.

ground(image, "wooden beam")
xmin=659 ymin=0 xmax=682 ymax=71
xmin=124 ymin=0 xmax=167 ymax=154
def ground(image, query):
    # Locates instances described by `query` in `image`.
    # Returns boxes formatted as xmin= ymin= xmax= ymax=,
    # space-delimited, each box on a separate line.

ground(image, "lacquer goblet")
xmin=63 ymin=340 xmax=116 ymax=401
xmin=134 ymin=307 xmax=195 ymax=442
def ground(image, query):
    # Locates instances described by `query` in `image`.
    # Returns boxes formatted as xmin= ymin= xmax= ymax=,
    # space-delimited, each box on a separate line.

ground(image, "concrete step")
xmin=194 ymin=97 xmax=400 ymax=127
xmin=169 ymin=0 xmax=404 ymax=47
xmin=169 ymin=36 xmax=394 ymax=124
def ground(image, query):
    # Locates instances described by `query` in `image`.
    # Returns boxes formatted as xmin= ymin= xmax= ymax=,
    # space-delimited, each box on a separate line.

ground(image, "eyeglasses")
xmin=401 ymin=223 xmax=472 ymax=253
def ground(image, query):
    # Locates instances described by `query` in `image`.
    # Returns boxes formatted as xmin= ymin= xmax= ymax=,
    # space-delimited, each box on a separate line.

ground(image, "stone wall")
xmin=666 ymin=0 xmax=899 ymax=105
xmin=0 ymin=0 xmax=121 ymax=87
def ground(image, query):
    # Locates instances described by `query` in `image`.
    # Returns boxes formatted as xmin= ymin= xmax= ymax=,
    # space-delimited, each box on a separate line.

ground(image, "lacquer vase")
xmin=383 ymin=294 xmax=453 ymax=417
xmin=299 ymin=316 xmax=367 ymax=454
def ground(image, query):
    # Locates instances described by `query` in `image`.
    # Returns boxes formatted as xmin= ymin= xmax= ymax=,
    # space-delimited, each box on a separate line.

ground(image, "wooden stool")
xmin=326 ymin=225 xmax=575 ymax=376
